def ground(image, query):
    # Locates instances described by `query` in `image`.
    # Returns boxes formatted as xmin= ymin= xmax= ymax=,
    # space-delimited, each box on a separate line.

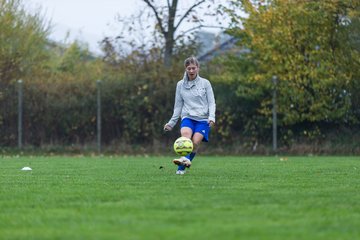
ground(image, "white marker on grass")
xmin=21 ymin=167 xmax=32 ymax=171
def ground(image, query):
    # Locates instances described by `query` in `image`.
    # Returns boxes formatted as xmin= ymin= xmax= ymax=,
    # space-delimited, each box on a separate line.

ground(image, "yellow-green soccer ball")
xmin=173 ymin=137 xmax=193 ymax=156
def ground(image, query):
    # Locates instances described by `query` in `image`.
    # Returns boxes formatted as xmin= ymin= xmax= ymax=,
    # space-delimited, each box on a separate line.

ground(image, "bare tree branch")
xmin=175 ymin=0 xmax=207 ymax=30
xmin=168 ymin=0 xmax=179 ymax=31
xmin=143 ymin=0 xmax=166 ymax=35
xmin=138 ymin=0 xmax=217 ymax=66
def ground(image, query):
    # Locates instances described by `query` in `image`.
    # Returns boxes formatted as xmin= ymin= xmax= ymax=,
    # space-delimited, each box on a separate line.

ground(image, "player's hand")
xmin=163 ymin=124 xmax=172 ymax=132
xmin=209 ymin=120 xmax=215 ymax=128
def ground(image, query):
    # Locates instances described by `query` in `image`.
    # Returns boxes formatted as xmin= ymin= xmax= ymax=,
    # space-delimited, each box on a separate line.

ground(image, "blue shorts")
xmin=180 ymin=118 xmax=210 ymax=142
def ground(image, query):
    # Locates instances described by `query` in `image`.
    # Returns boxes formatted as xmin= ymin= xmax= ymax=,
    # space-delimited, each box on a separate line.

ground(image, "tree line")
xmin=0 ymin=0 xmax=359 ymax=154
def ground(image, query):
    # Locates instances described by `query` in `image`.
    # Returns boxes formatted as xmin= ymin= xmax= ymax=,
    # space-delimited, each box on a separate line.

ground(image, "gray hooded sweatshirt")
xmin=166 ymin=73 xmax=216 ymax=128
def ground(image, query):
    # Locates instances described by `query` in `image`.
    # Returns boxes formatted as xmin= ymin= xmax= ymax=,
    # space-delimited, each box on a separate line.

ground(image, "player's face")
xmin=185 ymin=64 xmax=199 ymax=80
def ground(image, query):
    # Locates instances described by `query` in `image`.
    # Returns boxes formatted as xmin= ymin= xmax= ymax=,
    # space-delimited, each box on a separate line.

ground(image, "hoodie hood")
xmin=182 ymin=71 xmax=199 ymax=89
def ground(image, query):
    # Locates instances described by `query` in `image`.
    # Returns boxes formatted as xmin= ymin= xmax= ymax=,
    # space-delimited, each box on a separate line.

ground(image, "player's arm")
xmin=164 ymin=82 xmax=183 ymax=131
xmin=206 ymin=81 xmax=216 ymax=126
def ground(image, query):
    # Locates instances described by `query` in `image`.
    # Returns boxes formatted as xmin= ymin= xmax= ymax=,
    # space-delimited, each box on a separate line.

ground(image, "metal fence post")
xmin=18 ymin=79 xmax=23 ymax=149
xmin=272 ymin=75 xmax=278 ymax=152
xmin=96 ymin=80 xmax=102 ymax=154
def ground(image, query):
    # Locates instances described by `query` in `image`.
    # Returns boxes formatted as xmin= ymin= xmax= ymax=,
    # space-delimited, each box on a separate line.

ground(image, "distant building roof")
xmin=198 ymin=37 xmax=238 ymax=62
xmin=198 ymin=35 xmax=250 ymax=63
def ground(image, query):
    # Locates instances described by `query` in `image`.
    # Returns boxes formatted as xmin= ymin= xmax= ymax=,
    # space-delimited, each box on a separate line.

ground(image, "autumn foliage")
xmin=0 ymin=0 xmax=360 ymax=154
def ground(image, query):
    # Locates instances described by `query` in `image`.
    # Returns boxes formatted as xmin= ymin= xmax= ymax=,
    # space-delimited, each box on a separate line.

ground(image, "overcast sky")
xmin=28 ymin=0 xmax=141 ymax=53
xmin=27 ymin=0 xmax=229 ymax=54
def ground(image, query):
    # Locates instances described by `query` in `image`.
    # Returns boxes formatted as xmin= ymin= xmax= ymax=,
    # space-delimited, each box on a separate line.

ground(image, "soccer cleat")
xmin=173 ymin=157 xmax=191 ymax=167
xmin=176 ymin=170 xmax=186 ymax=175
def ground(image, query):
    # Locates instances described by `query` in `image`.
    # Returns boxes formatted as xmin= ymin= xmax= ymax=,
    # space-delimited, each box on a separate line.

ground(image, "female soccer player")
xmin=164 ymin=56 xmax=216 ymax=175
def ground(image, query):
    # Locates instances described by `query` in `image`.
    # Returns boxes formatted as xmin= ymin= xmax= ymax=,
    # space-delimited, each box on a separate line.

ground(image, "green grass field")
xmin=0 ymin=155 xmax=359 ymax=240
